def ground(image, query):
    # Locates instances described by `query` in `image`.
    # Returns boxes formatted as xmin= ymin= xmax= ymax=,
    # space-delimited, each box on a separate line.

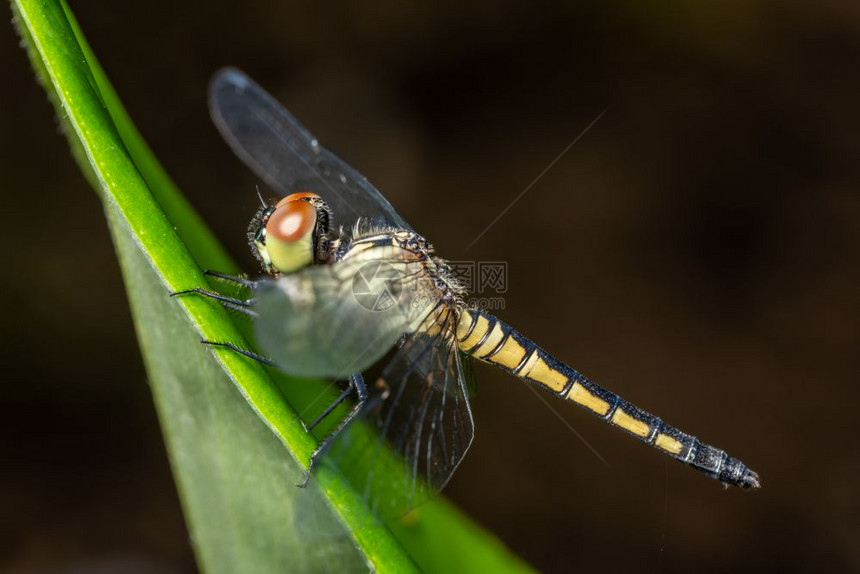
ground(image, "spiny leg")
xmin=199 ymin=337 xmax=363 ymax=475
xmin=170 ymin=286 xmax=255 ymax=307
xmin=170 ymin=286 xmax=258 ymax=317
xmin=202 ymin=340 xmax=277 ymax=367
xmin=173 ymin=280 xmax=373 ymax=486
xmin=203 ymin=341 xmax=370 ymax=484
xmin=203 ymin=337 xmax=373 ymax=487
xmin=299 ymin=373 xmax=368 ymax=488
xmin=203 ymin=270 xmax=258 ymax=288
xmin=307 ymin=381 xmax=357 ymax=431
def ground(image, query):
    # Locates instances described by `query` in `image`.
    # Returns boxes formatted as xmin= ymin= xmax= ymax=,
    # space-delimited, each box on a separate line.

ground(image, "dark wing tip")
xmin=210 ymin=66 xmax=248 ymax=91
xmin=208 ymin=67 xmax=254 ymax=119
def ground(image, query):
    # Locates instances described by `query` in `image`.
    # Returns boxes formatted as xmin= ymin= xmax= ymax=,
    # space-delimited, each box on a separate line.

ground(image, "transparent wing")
xmin=252 ymin=256 xmax=433 ymax=379
xmin=209 ymin=68 xmax=411 ymax=234
xmin=324 ymin=304 xmax=476 ymax=520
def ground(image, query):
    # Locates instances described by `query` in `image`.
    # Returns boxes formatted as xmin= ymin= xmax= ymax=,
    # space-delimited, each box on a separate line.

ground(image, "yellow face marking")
xmin=487 ymin=335 xmax=527 ymax=370
xmin=655 ymin=433 xmax=683 ymax=455
xmin=522 ymin=354 xmax=569 ymax=393
xmin=459 ymin=313 xmax=490 ymax=350
xmin=474 ymin=323 xmax=505 ymax=358
xmin=611 ymin=408 xmax=651 ymax=437
xmin=265 ymin=233 xmax=313 ymax=273
xmin=566 ymin=382 xmax=611 ymax=416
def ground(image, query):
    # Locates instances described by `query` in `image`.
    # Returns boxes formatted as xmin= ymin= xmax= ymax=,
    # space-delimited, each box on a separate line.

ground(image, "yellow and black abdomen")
xmin=456 ymin=308 xmax=759 ymax=489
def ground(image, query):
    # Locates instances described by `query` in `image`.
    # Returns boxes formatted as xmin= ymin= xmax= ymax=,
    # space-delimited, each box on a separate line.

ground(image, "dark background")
xmin=3 ymin=1 xmax=859 ymax=572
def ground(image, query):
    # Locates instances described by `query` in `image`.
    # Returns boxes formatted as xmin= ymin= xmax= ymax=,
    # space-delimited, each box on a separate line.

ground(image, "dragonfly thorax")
xmin=337 ymin=224 xmax=468 ymax=324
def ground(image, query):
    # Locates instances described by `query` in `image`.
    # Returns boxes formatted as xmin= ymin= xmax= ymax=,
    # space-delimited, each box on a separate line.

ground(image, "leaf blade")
xmin=12 ymin=1 xmax=535 ymax=571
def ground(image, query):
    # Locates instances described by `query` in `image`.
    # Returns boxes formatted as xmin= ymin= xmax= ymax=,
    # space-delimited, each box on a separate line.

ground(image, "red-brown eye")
xmin=266 ymin=199 xmax=316 ymax=242
xmin=276 ymin=191 xmax=321 ymax=207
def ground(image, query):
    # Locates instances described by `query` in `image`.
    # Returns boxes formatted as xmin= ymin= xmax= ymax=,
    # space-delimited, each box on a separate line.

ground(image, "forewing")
xmin=252 ymin=256 xmax=431 ymax=379
xmin=209 ymin=68 xmax=411 ymax=233
xmin=325 ymin=306 xmax=475 ymax=520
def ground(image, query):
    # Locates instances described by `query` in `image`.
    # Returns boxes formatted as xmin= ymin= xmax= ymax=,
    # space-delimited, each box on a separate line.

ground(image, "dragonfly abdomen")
xmin=455 ymin=308 xmax=760 ymax=489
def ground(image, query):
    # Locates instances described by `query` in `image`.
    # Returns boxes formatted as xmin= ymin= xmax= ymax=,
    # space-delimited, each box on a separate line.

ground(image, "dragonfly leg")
xmin=203 ymin=269 xmax=258 ymax=288
xmin=170 ymin=287 xmax=258 ymax=317
xmin=170 ymin=286 xmax=255 ymax=307
xmin=201 ymin=340 xmax=277 ymax=367
xmin=307 ymin=381 xmax=356 ymax=431
xmin=299 ymin=373 xmax=368 ymax=488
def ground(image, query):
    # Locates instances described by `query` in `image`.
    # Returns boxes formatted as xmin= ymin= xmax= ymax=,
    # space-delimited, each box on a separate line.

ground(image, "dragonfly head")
xmin=248 ymin=191 xmax=331 ymax=275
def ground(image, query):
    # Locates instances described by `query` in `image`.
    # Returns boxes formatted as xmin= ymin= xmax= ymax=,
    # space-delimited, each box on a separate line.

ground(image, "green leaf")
xmin=11 ymin=1 xmax=535 ymax=572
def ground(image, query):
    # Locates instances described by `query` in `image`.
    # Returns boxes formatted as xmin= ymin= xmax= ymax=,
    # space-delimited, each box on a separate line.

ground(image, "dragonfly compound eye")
xmin=268 ymin=197 xmax=316 ymax=242
xmin=264 ymin=195 xmax=318 ymax=273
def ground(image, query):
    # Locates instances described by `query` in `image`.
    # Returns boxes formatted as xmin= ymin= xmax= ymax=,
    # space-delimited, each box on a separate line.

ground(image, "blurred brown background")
xmin=2 ymin=1 xmax=859 ymax=572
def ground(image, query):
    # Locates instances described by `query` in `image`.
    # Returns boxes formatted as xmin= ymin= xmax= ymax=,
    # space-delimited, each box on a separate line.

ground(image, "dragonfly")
xmin=178 ymin=68 xmax=760 ymax=519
